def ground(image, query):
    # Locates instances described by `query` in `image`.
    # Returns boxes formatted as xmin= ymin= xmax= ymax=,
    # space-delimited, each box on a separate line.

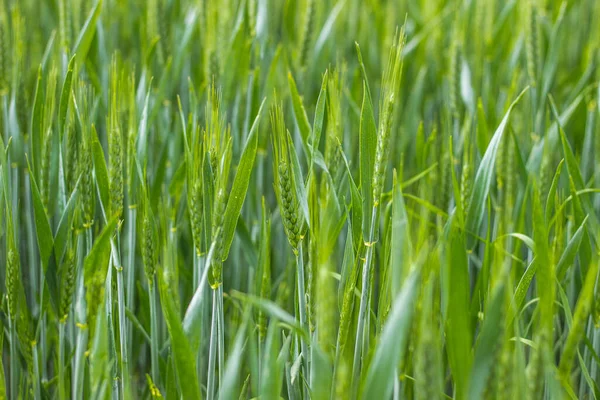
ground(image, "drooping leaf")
xmin=231 ymin=291 xmax=309 ymax=340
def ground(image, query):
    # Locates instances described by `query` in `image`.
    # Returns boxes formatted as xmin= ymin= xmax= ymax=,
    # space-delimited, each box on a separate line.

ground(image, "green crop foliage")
xmin=1 ymin=0 xmax=600 ymax=399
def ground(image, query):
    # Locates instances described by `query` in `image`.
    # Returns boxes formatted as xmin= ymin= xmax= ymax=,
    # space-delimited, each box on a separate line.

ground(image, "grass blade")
xmin=221 ymin=98 xmax=265 ymax=261
xmin=361 ymin=269 xmax=420 ymax=400
xmin=159 ymin=269 xmax=202 ymax=399
xmin=72 ymin=0 xmax=103 ymax=67
xmin=465 ymin=88 xmax=528 ymax=247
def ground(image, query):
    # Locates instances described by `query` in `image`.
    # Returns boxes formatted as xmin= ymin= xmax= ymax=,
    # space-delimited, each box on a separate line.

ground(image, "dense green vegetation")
xmin=1 ymin=0 xmax=600 ymax=398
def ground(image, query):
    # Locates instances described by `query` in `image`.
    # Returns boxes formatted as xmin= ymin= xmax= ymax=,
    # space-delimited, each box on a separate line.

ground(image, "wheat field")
xmin=1 ymin=0 xmax=600 ymax=398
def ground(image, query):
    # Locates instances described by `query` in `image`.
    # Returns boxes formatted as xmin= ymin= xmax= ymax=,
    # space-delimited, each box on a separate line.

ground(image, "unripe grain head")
xmin=143 ymin=213 xmax=157 ymax=284
xmin=372 ymin=27 xmax=406 ymax=206
xmin=6 ymin=247 xmax=20 ymax=320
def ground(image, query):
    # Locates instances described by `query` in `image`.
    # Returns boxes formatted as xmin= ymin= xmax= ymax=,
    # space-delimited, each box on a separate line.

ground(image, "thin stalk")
xmin=295 ymin=241 xmax=309 ymax=396
xmin=40 ymin=311 xmax=48 ymax=385
xmin=530 ymin=85 xmax=539 ymax=136
xmin=73 ymin=227 xmax=92 ymax=399
xmin=207 ymin=289 xmax=218 ymax=400
xmin=24 ymin=175 xmax=38 ymax=313
xmin=351 ymin=207 xmax=377 ymax=396
xmin=330 ymin=344 xmax=340 ymax=400
xmin=32 ymin=343 xmax=41 ymax=400
xmin=112 ymin=236 xmax=130 ymax=398
xmin=194 ymin=252 xmax=206 ymax=384
xmin=193 ymin=251 xmax=199 ymax=384
xmin=73 ymin=309 xmax=88 ymax=400
xmin=126 ymin=206 xmax=136 ymax=357
xmin=150 ymin=278 xmax=160 ymax=387
xmin=393 ymin=369 xmax=400 ymax=400
xmin=105 ymin=265 xmax=119 ymax=400
xmin=579 ymin=319 xmax=593 ymax=398
xmin=217 ymin=284 xmax=225 ymax=390
xmin=9 ymin=321 xmax=17 ymax=399
xmin=59 ymin=322 xmax=66 ymax=400
xmin=193 ymin=249 xmax=199 ymax=289
xmin=257 ymin=336 xmax=262 ymax=388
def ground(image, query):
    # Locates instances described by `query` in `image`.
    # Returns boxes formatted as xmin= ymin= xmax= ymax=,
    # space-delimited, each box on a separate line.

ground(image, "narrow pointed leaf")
xmin=288 ymin=72 xmax=311 ymax=156
xmin=221 ymin=99 xmax=265 ymax=261
xmin=309 ymin=71 xmax=328 ymax=157
xmin=91 ymin=126 xmax=110 ymax=214
xmin=468 ymin=283 xmax=505 ymax=400
xmin=72 ymin=0 xmax=103 ymax=67
xmin=361 ymin=270 xmax=419 ymax=399
xmin=27 ymin=159 xmax=54 ymax=272
xmin=158 ymin=271 xmax=202 ymax=399
xmin=466 ymin=88 xmax=528 ymax=247
xmin=58 ymin=56 xmax=76 ymax=136
xmin=445 ymin=220 xmax=472 ymax=400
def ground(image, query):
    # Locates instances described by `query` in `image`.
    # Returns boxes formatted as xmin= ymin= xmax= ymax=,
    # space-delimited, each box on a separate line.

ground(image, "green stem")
xmin=112 ymin=236 xmax=130 ymax=398
xmin=351 ymin=206 xmax=377 ymax=397
xmin=217 ymin=284 xmax=225 ymax=391
xmin=73 ymin=227 xmax=92 ymax=399
xmin=32 ymin=342 xmax=41 ymax=400
xmin=257 ymin=336 xmax=262 ymax=389
xmin=296 ymin=241 xmax=309 ymax=396
xmin=207 ymin=289 xmax=218 ymax=400
xmin=150 ymin=278 xmax=160 ymax=388
xmin=193 ymin=252 xmax=206 ymax=384
xmin=193 ymin=248 xmax=199 ymax=289
xmin=24 ymin=175 xmax=38 ymax=313
xmin=330 ymin=344 xmax=340 ymax=400
xmin=393 ymin=369 xmax=400 ymax=400
xmin=9 ymin=321 xmax=17 ymax=399
xmin=59 ymin=322 xmax=66 ymax=400
xmin=105 ymin=264 xmax=119 ymax=399
xmin=126 ymin=207 xmax=136 ymax=358
xmin=73 ymin=317 xmax=88 ymax=400
xmin=40 ymin=312 xmax=48 ymax=382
